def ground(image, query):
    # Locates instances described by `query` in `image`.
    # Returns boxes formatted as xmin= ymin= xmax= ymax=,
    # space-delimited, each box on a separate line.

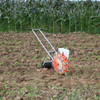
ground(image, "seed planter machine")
xmin=28 ymin=29 xmax=70 ymax=75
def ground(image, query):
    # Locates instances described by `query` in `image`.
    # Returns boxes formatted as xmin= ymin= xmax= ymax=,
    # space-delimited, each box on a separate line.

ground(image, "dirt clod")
xmin=63 ymin=96 xmax=69 ymax=100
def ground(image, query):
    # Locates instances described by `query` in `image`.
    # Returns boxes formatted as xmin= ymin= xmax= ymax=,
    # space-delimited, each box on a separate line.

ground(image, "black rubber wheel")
xmin=42 ymin=61 xmax=52 ymax=69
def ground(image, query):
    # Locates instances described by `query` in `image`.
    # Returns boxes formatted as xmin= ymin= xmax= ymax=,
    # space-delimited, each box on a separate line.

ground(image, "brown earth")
xmin=0 ymin=31 xmax=100 ymax=100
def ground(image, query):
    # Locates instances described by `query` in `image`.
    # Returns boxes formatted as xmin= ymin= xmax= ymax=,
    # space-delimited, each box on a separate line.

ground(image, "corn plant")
xmin=68 ymin=9 xmax=72 ymax=32
xmin=0 ymin=0 xmax=100 ymax=33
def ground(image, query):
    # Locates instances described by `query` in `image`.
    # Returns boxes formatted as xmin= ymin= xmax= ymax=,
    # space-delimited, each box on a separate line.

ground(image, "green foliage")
xmin=0 ymin=0 xmax=100 ymax=34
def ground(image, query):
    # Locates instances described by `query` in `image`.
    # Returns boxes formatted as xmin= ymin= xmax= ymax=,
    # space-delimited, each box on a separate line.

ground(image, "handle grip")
xmin=27 ymin=28 xmax=32 ymax=30
xmin=40 ymin=29 xmax=44 ymax=30
xmin=27 ymin=28 xmax=44 ymax=30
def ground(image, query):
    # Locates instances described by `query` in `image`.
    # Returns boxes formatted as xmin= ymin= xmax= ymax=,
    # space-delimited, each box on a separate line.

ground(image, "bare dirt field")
xmin=0 ymin=31 xmax=100 ymax=100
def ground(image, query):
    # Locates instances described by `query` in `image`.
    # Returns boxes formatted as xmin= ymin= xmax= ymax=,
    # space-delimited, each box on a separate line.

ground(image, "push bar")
xmin=28 ymin=28 xmax=57 ymax=60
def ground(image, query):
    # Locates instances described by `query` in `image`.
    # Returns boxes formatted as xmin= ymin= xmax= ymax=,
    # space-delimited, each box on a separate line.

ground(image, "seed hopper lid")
xmin=58 ymin=48 xmax=69 ymax=59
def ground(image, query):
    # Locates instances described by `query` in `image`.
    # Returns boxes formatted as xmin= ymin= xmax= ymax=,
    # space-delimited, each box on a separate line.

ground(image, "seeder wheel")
xmin=42 ymin=61 xmax=52 ymax=69
xmin=53 ymin=53 xmax=69 ymax=74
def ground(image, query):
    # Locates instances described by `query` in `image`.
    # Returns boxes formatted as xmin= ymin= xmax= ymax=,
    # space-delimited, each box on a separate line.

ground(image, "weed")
xmin=63 ymin=46 xmax=66 ymax=48
xmin=13 ymin=81 xmax=19 ymax=86
xmin=91 ymin=58 xmax=94 ymax=60
xmin=65 ymin=72 xmax=68 ymax=76
xmin=46 ymin=79 xmax=50 ymax=83
xmin=14 ymin=49 xmax=17 ymax=52
xmin=36 ymin=63 xmax=41 ymax=68
xmin=0 ymin=62 xmax=3 ymax=66
xmin=0 ymin=90 xmax=5 ymax=93
xmin=96 ymin=95 xmax=100 ymax=100
xmin=3 ymin=71 xmax=6 ymax=74
xmin=70 ymin=41 xmax=74 ymax=45
xmin=95 ymin=64 xmax=97 ymax=67
xmin=13 ymin=72 xmax=19 ymax=75
xmin=57 ymin=46 xmax=59 ymax=49
xmin=26 ymin=85 xmax=36 ymax=92
xmin=96 ymin=73 xmax=100 ymax=77
xmin=92 ymin=52 xmax=97 ymax=56
xmin=84 ymin=57 xmax=88 ymax=61
xmin=84 ymin=73 xmax=86 ymax=76
xmin=69 ymin=57 xmax=74 ymax=60
xmin=30 ymin=49 xmax=33 ymax=52
xmin=76 ymin=58 xmax=78 ymax=61
xmin=86 ymin=44 xmax=89 ymax=46
xmin=72 ymin=46 xmax=74 ymax=48
xmin=54 ymin=72 xmax=58 ymax=75
xmin=5 ymin=85 xmax=10 ymax=89
xmin=81 ymin=34 xmax=86 ymax=36
xmin=18 ymin=40 xmax=22 ymax=44
xmin=25 ymin=93 xmax=36 ymax=97
xmin=81 ymin=46 xmax=86 ymax=49
xmin=0 ymin=41 xmax=2 ymax=44
xmin=36 ymin=80 xmax=39 ymax=83
xmin=77 ymin=73 xmax=79 ymax=77
xmin=7 ymin=72 xmax=11 ymax=75
xmin=62 ymin=42 xmax=66 ymax=46
xmin=0 ymin=96 xmax=3 ymax=99
xmin=73 ymin=66 xmax=75 ymax=68
xmin=24 ymin=71 xmax=27 ymax=74
xmin=3 ymin=49 xmax=6 ymax=51
xmin=25 ymin=63 xmax=29 ymax=66
xmin=15 ymin=61 xmax=22 ymax=66
xmin=34 ymin=71 xmax=36 ymax=75
xmin=1 ymin=44 xmax=4 ymax=46
xmin=33 ymin=55 xmax=37 ymax=59
xmin=42 ymin=57 xmax=45 ymax=60
xmin=22 ymin=56 xmax=26 ymax=59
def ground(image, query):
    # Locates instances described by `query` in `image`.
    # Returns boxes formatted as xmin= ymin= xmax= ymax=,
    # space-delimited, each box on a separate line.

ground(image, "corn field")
xmin=0 ymin=0 xmax=100 ymax=33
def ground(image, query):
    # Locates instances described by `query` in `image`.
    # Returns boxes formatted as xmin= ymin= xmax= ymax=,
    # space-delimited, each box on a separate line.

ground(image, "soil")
xmin=0 ymin=31 xmax=100 ymax=100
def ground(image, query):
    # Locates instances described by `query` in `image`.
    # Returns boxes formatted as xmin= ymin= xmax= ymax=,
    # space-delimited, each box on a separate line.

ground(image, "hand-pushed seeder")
xmin=28 ymin=29 xmax=70 ymax=74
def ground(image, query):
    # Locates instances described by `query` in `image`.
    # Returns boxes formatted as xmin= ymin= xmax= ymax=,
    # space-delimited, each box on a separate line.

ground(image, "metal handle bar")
xmin=39 ymin=29 xmax=57 ymax=52
xmin=28 ymin=29 xmax=57 ymax=60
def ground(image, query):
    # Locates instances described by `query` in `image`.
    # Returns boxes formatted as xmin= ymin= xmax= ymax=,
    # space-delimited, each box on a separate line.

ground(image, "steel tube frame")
xmin=31 ymin=29 xmax=57 ymax=60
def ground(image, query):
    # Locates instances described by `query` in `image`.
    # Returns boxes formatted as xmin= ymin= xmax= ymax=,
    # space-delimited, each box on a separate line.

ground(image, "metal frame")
xmin=28 ymin=29 xmax=57 ymax=61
